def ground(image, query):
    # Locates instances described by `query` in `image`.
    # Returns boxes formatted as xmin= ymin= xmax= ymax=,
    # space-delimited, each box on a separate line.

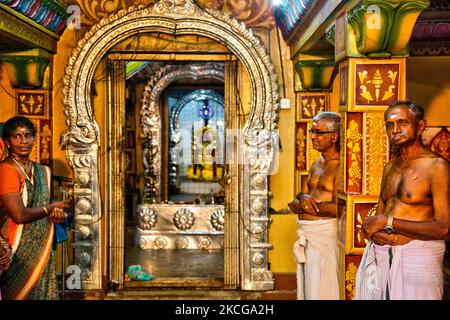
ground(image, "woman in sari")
xmin=0 ymin=116 xmax=67 ymax=300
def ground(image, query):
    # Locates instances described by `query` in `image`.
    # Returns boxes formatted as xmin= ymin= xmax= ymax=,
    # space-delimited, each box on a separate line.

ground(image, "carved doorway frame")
xmin=140 ymin=63 xmax=225 ymax=202
xmin=62 ymin=0 xmax=279 ymax=291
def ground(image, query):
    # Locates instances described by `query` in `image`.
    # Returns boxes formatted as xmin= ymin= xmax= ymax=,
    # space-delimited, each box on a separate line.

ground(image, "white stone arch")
xmin=62 ymin=0 xmax=279 ymax=290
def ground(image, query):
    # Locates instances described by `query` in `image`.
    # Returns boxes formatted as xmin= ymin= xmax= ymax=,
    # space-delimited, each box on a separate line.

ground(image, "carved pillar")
xmin=67 ymin=144 xmax=102 ymax=290
xmin=294 ymin=55 xmax=336 ymax=193
xmin=224 ymin=60 xmax=240 ymax=289
xmin=107 ymin=60 xmax=126 ymax=288
xmin=334 ymin=0 xmax=428 ymax=300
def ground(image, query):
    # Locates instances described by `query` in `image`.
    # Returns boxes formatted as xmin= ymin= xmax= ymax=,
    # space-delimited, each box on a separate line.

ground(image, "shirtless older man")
xmin=288 ymin=112 xmax=340 ymax=300
xmin=355 ymin=101 xmax=449 ymax=300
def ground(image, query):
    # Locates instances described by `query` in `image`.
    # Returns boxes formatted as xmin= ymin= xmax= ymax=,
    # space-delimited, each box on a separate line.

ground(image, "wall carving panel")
xmin=136 ymin=204 xmax=224 ymax=250
xmin=74 ymin=0 xmax=275 ymax=27
xmin=364 ymin=113 xmax=388 ymax=195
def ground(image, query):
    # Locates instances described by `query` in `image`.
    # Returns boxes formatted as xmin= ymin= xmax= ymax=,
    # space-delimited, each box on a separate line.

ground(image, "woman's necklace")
xmin=11 ymin=157 xmax=32 ymax=182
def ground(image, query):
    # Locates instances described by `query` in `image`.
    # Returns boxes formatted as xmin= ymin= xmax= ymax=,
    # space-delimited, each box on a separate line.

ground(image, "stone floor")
xmin=125 ymin=226 xmax=224 ymax=279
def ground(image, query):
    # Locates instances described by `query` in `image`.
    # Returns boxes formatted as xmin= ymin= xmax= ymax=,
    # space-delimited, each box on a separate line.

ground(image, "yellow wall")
xmin=406 ymin=56 xmax=450 ymax=126
xmin=52 ymin=28 xmax=78 ymax=178
xmin=0 ymin=64 xmax=16 ymax=124
xmin=268 ymin=71 xmax=340 ymax=273
xmin=265 ymin=26 xmax=296 ymax=273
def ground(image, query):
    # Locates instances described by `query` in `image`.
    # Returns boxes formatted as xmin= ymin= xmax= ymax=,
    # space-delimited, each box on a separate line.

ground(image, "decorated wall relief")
xmin=364 ymin=113 xmax=388 ymax=195
xmin=355 ymin=64 xmax=399 ymax=106
xmin=354 ymin=202 xmax=377 ymax=248
xmin=338 ymin=194 xmax=378 ymax=255
xmin=295 ymin=122 xmax=307 ymax=171
xmin=341 ymin=59 xmax=405 ymax=112
xmin=345 ymin=255 xmax=362 ymax=300
xmin=73 ymin=0 xmax=275 ymax=27
xmin=345 ymin=113 xmax=363 ymax=194
xmin=422 ymin=127 xmax=450 ymax=161
xmin=297 ymin=93 xmax=328 ymax=120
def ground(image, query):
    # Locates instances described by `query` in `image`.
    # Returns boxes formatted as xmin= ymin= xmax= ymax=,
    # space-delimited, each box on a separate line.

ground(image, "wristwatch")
xmin=384 ymin=214 xmax=395 ymax=234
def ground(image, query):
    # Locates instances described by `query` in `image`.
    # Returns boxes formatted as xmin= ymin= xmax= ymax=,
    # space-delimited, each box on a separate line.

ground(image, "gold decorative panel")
xmin=337 ymin=193 xmax=378 ymax=255
xmin=296 ymin=92 xmax=329 ymax=121
xmin=345 ymin=255 xmax=362 ymax=300
xmin=295 ymin=122 xmax=307 ymax=171
xmin=345 ymin=113 xmax=363 ymax=194
xmin=16 ymin=89 xmax=49 ymax=118
xmin=354 ymin=202 xmax=377 ymax=248
xmin=344 ymin=58 xmax=406 ymax=112
xmin=364 ymin=113 xmax=389 ymax=195
xmin=355 ymin=64 xmax=399 ymax=106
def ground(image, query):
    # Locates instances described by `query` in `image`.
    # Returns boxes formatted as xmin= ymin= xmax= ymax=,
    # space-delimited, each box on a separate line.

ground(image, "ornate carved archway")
xmin=62 ymin=0 xmax=279 ymax=291
xmin=140 ymin=63 xmax=225 ymax=202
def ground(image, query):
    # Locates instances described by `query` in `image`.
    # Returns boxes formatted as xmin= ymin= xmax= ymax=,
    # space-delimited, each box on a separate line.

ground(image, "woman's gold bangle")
xmin=42 ymin=206 xmax=49 ymax=215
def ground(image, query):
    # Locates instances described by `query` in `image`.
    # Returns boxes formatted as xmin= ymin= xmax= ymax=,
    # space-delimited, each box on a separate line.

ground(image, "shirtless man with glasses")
xmin=288 ymin=112 xmax=341 ymax=300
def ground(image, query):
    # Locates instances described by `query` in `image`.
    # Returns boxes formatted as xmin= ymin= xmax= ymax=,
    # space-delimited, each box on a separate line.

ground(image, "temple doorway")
xmin=62 ymin=0 xmax=279 ymax=292
xmin=122 ymin=60 xmax=228 ymax=287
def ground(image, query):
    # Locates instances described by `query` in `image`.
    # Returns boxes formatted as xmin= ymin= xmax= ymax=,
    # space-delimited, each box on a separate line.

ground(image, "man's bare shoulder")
xmin=310 ymin=157 xmax=322 ymax=169
xmin=429 ymin=156 xmax=450 ymax=176
xmin=414 ymin=150 xmax=448 ymax=166
xmin=383 ymin=157 xmax=398 ymax=171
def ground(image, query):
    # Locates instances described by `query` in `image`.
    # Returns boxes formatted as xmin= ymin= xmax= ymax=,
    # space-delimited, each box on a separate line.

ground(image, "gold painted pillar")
xmin=293 ymin=54 xmax=337 ymax=192
xmin=333 ymin=0 xmax=429 ymax=300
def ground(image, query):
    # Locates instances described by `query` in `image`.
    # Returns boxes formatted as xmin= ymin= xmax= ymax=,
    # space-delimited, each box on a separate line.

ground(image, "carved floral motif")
xmin=355 ymin=203 xmax=377 ymax=247
xmin=365 ymin=113 xmax=388 ymax=194
xmin=295 ymin=122 xmax=307 ymax=171
xmin=176 ymin=237 xmax=190 ymax=249
xmin=197 ymin=237 xmax=212 ymax=249
xmin=173 ymin=208 xmax=195 ymax=231
xmin=138 ymin=207 xmax=157 ymax=230
xmin=210 ymin=209 xmax=225 ymax=231
xmin=345 ymin=262 xmax=358 ymax=300
xmin=301 ymin=95 xmax=327 ymax=119
xmin=346 ymin=116 xmax=363 ymax=193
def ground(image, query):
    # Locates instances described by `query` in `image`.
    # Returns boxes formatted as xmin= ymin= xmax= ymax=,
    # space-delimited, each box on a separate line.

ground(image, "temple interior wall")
xmin=0 ymin=0 xmax=448 ymax=292
xmin=406 ymin=56 xmax=450 ymax=126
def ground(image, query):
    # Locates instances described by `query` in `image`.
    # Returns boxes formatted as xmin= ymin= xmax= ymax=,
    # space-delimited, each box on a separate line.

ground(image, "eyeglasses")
xmin=309 ymin=129 xmax=337 ymax=136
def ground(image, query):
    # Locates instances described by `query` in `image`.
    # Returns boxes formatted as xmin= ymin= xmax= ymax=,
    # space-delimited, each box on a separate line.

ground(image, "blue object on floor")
xmin=127 ymin=265 xmax=154 ymax=281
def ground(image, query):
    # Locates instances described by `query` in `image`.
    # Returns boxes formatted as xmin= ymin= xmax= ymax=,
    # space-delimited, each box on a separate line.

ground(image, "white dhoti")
xmin=293 ymin=218 xmax=339 ymax=300
xmin=355 ymin=240 xmax=445 ymax=300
